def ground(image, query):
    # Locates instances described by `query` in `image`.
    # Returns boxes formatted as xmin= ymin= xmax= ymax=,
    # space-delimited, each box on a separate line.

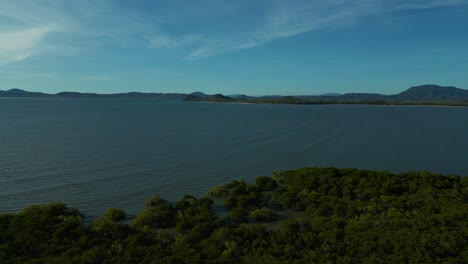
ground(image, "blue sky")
xmin=0 ymin=0 xmax=467 ymax=95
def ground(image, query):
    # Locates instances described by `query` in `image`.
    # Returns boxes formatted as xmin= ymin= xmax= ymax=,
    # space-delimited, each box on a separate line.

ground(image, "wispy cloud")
xmin=0 ymin=26 xmax=57 ymax=63
xmin=0 ymin=0 xmax=156 ymax=64
xmin=148 ymin=34 xmax=202 ymax=48
xmin=0 ymin=69 xmax=56 ymax=79
xmin=0 ymin=0 xmax=467 ymax=64
xmin=185 ymin=0 xmax=468 ymax=59
xmin=395 ymin=0 xmax=468 ymax=10
xmin=186 ymin=1 xmax=373 ymax=59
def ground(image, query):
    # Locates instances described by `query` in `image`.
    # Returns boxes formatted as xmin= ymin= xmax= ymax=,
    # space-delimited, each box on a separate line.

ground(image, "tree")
xmin=131 ymin=196 xmax=176 ymax=229
xmin=90 ymin=208 xmax=128 ymax=239
xmin=250 ymin=207 xmax=278 ymax=222
xmin=227 ymin=207 xmax=249 ymax=226
xmin=256 ymin=176 xmax=278 ymax=191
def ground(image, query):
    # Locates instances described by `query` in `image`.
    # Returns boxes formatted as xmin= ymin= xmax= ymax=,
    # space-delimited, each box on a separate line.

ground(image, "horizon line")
xmin=0 ymin=84 xmax=465 ymax=97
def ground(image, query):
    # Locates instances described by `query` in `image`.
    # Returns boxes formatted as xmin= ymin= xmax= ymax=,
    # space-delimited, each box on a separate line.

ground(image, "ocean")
xmin=1 ymin=98 xmax=467 ymax=216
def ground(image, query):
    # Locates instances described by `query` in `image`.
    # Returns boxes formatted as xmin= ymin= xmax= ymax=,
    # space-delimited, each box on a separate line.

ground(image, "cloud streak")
xmin=0 ymin=0 xmax=157 ymax=63
xmin=0 ymin=26 xmax=56 ymax=63
xmin=148 ymin=34 xmax=202 ymax=49
xmin=185 ymin=1 xmax=369 ymax=59
xmin=0 ymin=0 xmax=467 ymax=64
xmin=394 ymin=0 xmax=468 ymax=10
xmin=0 ymin=69 xmax=56 ymax=79
xmin=185 ymin=0 xmax=468 ymax=59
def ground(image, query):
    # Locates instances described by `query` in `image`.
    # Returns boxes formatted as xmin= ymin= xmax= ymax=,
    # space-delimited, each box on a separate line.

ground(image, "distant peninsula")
xmin=183 ymin=85 xmax=468 ymax=106
xmin=2 ymin=84 xmax=468 ymax=106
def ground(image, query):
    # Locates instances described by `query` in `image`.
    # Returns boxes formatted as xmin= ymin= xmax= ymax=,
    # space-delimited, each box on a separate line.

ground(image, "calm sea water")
xmin=1 ymin=98 xmax=468 ymax=216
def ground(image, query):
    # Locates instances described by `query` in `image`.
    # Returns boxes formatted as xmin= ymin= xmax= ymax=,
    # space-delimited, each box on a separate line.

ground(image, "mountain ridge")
xmin=184 ymin=84 xmax=468 ymax=103
xmin=390 ymin=84 xmax=468 ymax=101
xmin=183 ymin=85 xmax=468 ymax=106
xmin=2 ymin=85 xmax=468 ymax=103
xmin=0 ymin=88 xmax=187 ymax=99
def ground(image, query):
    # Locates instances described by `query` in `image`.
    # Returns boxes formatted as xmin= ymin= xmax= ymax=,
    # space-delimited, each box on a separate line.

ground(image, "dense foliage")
xmin=1 ymin=167 xmax=467 ymax=263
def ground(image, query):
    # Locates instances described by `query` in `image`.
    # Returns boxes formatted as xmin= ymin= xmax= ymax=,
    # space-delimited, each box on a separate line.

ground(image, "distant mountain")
xmin=55 ymin=92 xmax=100 ymax=98
xmin=227 ymin=94 xmax=248 ymax=98
xmin=0 ymin=88 xmax=187 ymax=99
xmin=3 ymin=85 xmax=468 ymax=104
xmin=212 ymin=94 xmax=233 ymax=101
xmin=54 ymin=91 xmax=186 ymax=99
xmin=182 ymin=94 xmax=202 ymax=101
xmin=390 ymin=85 xmax=468 ymax=101
xmin=298 ymin=93 xmax=386 ymax=101
xmin=183 ymin=93 xmax=233 ymax=102
xmin=265 ymin=96 xmax=315 ymax=104
xmin=229 ymin=94 xmax=250 ymax=100
xmin=320 ymin=93 xmax=342 ymax=97
xmin=297 ymin=85 xmax=468 ymax=102
xmin=0 ymin=88 xmax=49 ymax=97
xmin=183 ymin=84 xmax=468 ymax=106
xmin=117 ymin=92 xmax=186 ymax=99
xmin=190 ymin=91 xmax=209 ymax=98
xmin=337 ymin=93 xmax=388 ymax=101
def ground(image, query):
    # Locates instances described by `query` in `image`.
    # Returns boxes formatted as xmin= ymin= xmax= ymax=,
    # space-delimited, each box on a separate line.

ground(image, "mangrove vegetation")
xmin=1 ymin=167 xmax=467 ymax=263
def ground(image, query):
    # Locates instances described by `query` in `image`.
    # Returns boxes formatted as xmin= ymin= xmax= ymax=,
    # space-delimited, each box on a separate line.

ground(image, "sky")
xmin=0 ymin=0 xmax=467 ymax=95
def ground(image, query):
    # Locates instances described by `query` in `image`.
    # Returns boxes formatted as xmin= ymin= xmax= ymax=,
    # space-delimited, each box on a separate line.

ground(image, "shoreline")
xmin=2 ymin=167 xmax=466 ymax=263
xmin=187 ymin=99 xmax=468 ymax=107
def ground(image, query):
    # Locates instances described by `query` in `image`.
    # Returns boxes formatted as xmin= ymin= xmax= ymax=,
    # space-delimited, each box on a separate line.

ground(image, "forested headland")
xmin=182 ymin=85 xmax=468 ymax=107
xmin=1 ymin=167 xmax=467 ymax=263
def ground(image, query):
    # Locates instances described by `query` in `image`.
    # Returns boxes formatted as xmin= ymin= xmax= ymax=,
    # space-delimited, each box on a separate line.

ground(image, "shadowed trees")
xmin=1 ymin=167 xmax=467 ymax=263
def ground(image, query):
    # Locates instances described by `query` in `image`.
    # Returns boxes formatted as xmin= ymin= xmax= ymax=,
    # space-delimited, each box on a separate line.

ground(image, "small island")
xmin=1 ymin=167 xmax=466 ymax=263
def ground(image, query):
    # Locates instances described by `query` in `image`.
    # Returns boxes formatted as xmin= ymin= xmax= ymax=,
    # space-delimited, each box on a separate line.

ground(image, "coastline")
xmin=2 ymin=167 xmax=466 ymax=263
xmin=186 ymin=98 xmax=468 ymax=107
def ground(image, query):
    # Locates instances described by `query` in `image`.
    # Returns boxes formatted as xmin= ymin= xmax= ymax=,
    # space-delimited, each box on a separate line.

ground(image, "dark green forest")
xmin=1 ymin=167 xmax=467 ymax=263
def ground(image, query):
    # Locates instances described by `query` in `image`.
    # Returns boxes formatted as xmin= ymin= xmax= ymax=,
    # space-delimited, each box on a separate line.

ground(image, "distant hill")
xmin=227 ymin=94 xmax=247 ymax=98
xmin=263 ymin=96 xmax=318 ymax=105
xmin=0 ymin=89 xmax=187 ymax=99
xmin=338 ymin=93 xmax=388 ymax=101
xmin=2 ymin=85 xmax=468 ymax=105
xmin=0 ymin=88 xmax=50 ymax=97
xmin=295 ymin=85 xmax=468 ymax=102
xmin=54 ymin=91 xmax=186 ymax=99
xmin=390 ymin=85 xmax=468 ymax=101
xmin=183 ymin=84 xmax=468 ymax=106
xmin=190 ymin=91 xmax=209 ymax=98
xmin=183 ymin=93 xmax=233 ymax=102
xmin=55 ymin=92 xmax=100 ymax=98
xmin=334 ymin=85 xmax=468 ymax=102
